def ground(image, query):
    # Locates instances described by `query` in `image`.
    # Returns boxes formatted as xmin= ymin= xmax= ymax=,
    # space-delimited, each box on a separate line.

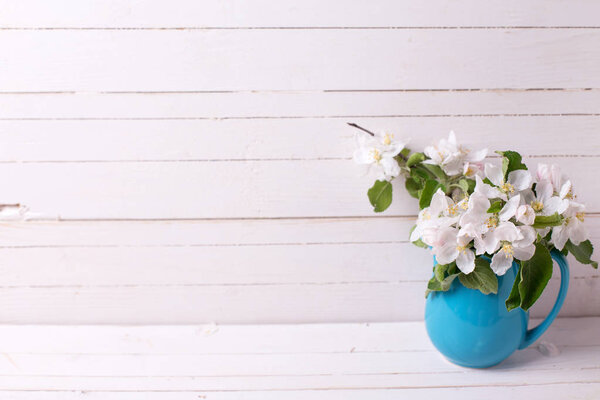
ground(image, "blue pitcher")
xmin=425 ymin=250 xmax=569 ymax=368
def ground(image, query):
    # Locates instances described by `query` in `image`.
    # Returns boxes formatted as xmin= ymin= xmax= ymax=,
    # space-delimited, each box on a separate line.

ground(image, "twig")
xmin=347 ymin=122 xmax=375 ymax=136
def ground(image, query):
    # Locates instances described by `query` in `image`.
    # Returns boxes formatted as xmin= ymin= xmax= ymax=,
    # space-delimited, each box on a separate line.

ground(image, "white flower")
xmin=463 ymin=162 xmax=483 ymax=178
xmin=473 ymin=175 xmax=504 ymax=201
xmin=353 ymin=131 xmax=406 ymax=181
xmin=558 ymin=179 xmax=576 ymax=201
xmin=516 ymin=204 xmax=535 ymax=225
xmin=490 ymin=225 xmax=536 ymax=275
xmin=521 ymin=179 xmax=568 ymax=216
xmin=410 ymin=189 xmax=460 ymax=246
xmin=459 ymin=193 xmax=520 ymax=255
xmin=484 ymin=163 xmax=532 ymax=200
xmin=423 ymin=131 xmax=487 ymax=176
xmin=479 ymin=195 xmax=522 ymax=254
xmin=431 ymin=226 xmax=476 ymax=274
xmin=551 ymin=201 xmax=588 ymax=250
xmin=537 ymin=163 xmax=564 ymax=193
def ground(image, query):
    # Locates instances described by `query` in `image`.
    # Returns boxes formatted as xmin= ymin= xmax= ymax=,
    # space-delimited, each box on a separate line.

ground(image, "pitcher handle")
xmin=519 ymin=249 xmax=570 ymax=349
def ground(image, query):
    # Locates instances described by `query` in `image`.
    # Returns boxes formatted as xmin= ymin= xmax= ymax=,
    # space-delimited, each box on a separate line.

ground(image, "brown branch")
xmin=346 ymin=122 xmax=375 ymax=136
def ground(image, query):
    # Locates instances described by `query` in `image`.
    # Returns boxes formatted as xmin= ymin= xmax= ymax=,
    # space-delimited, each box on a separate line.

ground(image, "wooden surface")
xmin=0 ymin=318 xmax=597 ymax=398
xmin=0 ymin=1 xmax=598 ymax=323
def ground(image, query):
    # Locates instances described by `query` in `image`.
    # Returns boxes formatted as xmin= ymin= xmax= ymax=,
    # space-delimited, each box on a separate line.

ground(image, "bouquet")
xmin=349 ymin=123 xmax=597 ymax=311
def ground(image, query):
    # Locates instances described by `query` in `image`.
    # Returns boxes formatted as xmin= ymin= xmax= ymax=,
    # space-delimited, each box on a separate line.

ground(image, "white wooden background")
xmin=0 ymin=0 xmax=598 ymax=324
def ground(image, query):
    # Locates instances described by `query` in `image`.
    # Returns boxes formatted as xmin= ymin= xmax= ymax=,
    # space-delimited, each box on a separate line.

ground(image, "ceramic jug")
xmin=425 ymin=250 xmax=569 ymax=368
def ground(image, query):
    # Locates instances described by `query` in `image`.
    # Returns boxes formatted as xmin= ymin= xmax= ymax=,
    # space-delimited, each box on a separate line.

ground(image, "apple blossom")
xmin=423 ymin=131 xmax=487 ymax=176
xmin=521 ymin=180 xmax=568 ymax=217
xmin=484 ymin=163 xmax=532 ymax=200
xmin=551 ymin=201 xmax=588 ymax=250
xmin=353 ymin=131 xmax=406 ymax=181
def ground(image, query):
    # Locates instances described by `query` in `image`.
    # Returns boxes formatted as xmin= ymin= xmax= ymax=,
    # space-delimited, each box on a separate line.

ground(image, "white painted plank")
xmin=0 ymin=218 xmax=594 ymax=323
xmin=2 ymin=30 xmax=600 ymax=91
xmin=0 ymin=385 xmax=598 ymax=400
xmin=2 ymin=91 xmax=600 ymax=119
xmin=0 ymin=117 xmax=598 ymax=162
xmin=0 ymin=157 xmax=596 ymax=219
xmin=0 ymin=368 xmax=597 ymax=391
xmin=0 ymin=230 xmax=596 ymax=286
xmin=1 ymin=216 xmax=598 ymax=248
xmin=0 ymin=385 xmax=599 ymax=400
xmin=1 ymin=0 xmax=599 ymax=28
xmin=0 ymin=317 xmax=593 ymax=354
xmin=0 ymin=320 xmax=596 ymax=394
xmin=0 ymin=276 xmax=594 ymax=323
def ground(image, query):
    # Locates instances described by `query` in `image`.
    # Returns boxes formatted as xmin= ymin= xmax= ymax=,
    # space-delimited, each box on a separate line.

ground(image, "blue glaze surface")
xmin=425 ymin=250 xmax=569 ymax=368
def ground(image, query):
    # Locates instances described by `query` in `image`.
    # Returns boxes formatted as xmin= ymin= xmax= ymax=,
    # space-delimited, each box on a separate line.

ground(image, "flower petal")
xmin=434 ymin=243 xmax=458 ymax=265
xmin=515 ymin=225 xmax=536 ymax=247
xmin=494 ymin=221 xmax=522 ymax=242
xmin=512 ymin=244 xmax=535 ymax=261
xmin=508 ymin=169 xmax=532 ymax=192
xmin=456 ymin=249 xmax=476 ymax=274
xmin=543 ymin=196 xmax=568 ymax=216
xmin=475 ymin=175 xmax=505 ymax=200
xmin=352 ymin=147 xmax=374 ymax=164
xmin=559 ymin=180 xmax=572 ymax=200
xmin=499 ymin=194 xmax=520 ymax=222
xmin=379 ymin=156 xmax=400 ymax=179
xmin=516 ymin=204 xmax=535 ymax=225
xmin=485 ymin=163 xmax=504 ymax=187
xmin=551 ymin=225 xmax=569 ymax=250
xmin=535 ymin=180 xmax=553 ymax=203
xmin=466 ymin=148 xmax=488 ymax=163
xmin=491 ymin=251 xmax=514 ymax=276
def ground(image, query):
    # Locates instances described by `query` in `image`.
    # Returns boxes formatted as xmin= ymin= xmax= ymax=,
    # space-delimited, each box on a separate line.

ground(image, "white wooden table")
xmin=0 ymin=317 xmax=598 ymax=399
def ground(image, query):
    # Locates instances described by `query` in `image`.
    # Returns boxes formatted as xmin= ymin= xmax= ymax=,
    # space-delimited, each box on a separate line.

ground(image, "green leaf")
xmin=412 ymin=238 xmax=428 ymax=249
xmin=458 ymin=257 xmax=498 ymax=295
xmin=487 ymin=200 xmax=503 ymax=214
xmin=505 ymin=267 xmax=522 ymax=311
xmin=483 ymin=177 xmax=494 ymax=186
xmin=566 ymin=240 xmax=598 ymax=269
xmin=518 ymin=242 xmax=553 ymax=311
xmin=532 ymin=213 xmax=562 ymax=229
xmin=422 ymin=164 xmax=447 ymax=181
xmin=434 ymin=264 xmax=448 ymax=282
xmin=408 ymin=225 xmax=429 ymax=248
xmin=410 ymin=167 xmax=429 ymax=183
xmin=405 ymin=178 xmax=421 ymax=199
xmin=406 ymin=152 xmax=426 ymax=168
xmin=425 ymin=273 xmax=458 ymax=297
xmin=457 ymin=179 xmax=470 ymax=194
xmin=400 ymin=148 xmax=410 ymax=159
xmin=367 ymin=180 xmax=393 ymax=213
xmin=419 ymin=179 xmax=439 ymax=209
xmin=466 ymin=178 xmax=476 ymax=193
xmin=496 ymin=150 xmax=527 ymax=179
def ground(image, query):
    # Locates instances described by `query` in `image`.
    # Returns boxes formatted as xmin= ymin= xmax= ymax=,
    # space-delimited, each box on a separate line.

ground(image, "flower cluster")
xmin=350 ymin=123 xmax=597 ymax=311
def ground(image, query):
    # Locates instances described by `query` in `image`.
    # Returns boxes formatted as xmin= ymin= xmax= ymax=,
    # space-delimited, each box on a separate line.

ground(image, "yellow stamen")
xmin=531 ymin=201 xmax=544 ymax=212
xmin=565 ymin=189 xmax=576 ymax=200
xmin=486 ymin=215 xmax=499 ymax=228
xmin=465 ymin=166 xmax=475 ymax=177
xmin=502 ymin=243 xmax=514 ymax=257
xmin=422 ymin=211 xmax=431 ymax=220
xmin=447 ymin=204 xmax=459 ymax=217
xmin=501 ymin=182 xmax=515 ymax=194
xmin=456 ymin=245 xmax=467 ymax=253
xmin=460 ymin=197 xmax=469 ymax=210
xmin=370 ymin=149 xmax=382 ymax=162
xmin=576 ymin=212 xmax=585 ymax=222
xmin=382 ymin=133 xmax=393 ymax=146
